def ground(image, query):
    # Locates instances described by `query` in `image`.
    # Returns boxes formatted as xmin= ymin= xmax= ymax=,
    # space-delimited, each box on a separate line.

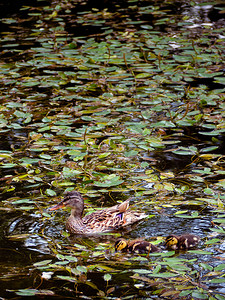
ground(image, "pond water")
xmin=1 ymin=0 xmax=225 ymax=299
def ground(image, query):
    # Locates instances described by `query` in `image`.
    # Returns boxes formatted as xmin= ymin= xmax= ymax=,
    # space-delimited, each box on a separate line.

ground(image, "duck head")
xmin=115 ymin=238 xmax=128 ymax=252
xmin=165 ymin=235 xmax=179 ymax=250
xmin=50 ymin=191 xmax=84 ymax=217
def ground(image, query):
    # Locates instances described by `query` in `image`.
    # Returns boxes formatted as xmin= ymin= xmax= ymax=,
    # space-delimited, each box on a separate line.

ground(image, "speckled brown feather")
xmin=165 ymin=234 xmax=200 ymax=250
xmin=50 ymin=191 xmax=147 ymax=234
xmin=115 ymin=238 xmax=161 ymax=254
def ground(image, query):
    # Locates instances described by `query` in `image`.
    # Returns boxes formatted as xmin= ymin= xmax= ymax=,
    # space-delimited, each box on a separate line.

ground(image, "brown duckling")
xmin=115 ymin=238 xmax=161 ymax=254
xmin=165 ymin=234 xmax=200 ymax=250
xmin=50 ymin=191 xmax=147 ymax=234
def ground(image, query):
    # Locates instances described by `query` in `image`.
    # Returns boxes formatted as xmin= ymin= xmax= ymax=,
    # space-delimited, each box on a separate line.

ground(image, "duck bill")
xmin=49 ymin=200 xmax=65 ymax=211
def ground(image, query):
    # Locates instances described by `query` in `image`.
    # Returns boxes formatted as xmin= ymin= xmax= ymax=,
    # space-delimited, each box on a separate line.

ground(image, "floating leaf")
xmin=124 ymin=150 xmax=139 ymax=157
xmin=64 ymin=256 xmax=78 ymax=262
xmin=33 ymin=260 xmax=52 ymax=267
xmin=103 ymin=274 xmax=112 ymax=281
xmin=15 ymin=289 xmax=37 ymax=296
xmin=191 ymin=291 xmax=208 ymax=299
xmin=188 ymin=250 xmax=213 ymax=255
xmin=204 ymin=239 xmax=220 ymax=245
xmin=76 ymin=265 xmax=87 ymax=273
xmin=214 ymin=264 xmax=225 ymax=271
xmin=7 ymin=233 xmax=31 ymax=240
xmin=148 ymin=272 xmax=178 ymax=278
xmin=212 ymin=218 xmax=225 ymax=224
xmin=94 ymin=174 xmax=124 ymax=187
xmin=216 ymin=180 xmax=225 ymax=188
xmin=200 ymin=146 xmax=219 ymax=153
xmin=45 ymin=189 xmax=56 ymax=196
xmin=62 ymin=167 xmax=82 ymax=178
xmin=98 ymin=152 xmax=111 ymax=159
xmin=0 ymin=163 xmax=17 ymax=168
xmin=133 ymin=269 xmax=152 ymax=274
xmin=210 ymin=278 xmax=225 ymax=284
xmin=56 ymin=275 xmax=76 ymax=282
xmin=39 ymin=154 xmax=52 ymax=160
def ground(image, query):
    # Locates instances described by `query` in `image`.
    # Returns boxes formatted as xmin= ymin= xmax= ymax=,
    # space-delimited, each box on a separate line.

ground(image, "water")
xmin=1 ymin=0 xmax=225 ymax=298
xmin=0 ymin=196 xmax=212 ymax=298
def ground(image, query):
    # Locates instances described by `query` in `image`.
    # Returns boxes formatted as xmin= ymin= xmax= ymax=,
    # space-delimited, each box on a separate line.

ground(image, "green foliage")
xmin=1 ymin=0 xmax=225 ymax=299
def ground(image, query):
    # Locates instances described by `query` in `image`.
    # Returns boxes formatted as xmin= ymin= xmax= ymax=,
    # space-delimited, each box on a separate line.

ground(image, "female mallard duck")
xmin=115 ymin=238 xmax=161 ymax=254
xmin=50 ymin=191 xmax=147 ymax=234
xmin=165 ymin=234 xmax=200 ymax=250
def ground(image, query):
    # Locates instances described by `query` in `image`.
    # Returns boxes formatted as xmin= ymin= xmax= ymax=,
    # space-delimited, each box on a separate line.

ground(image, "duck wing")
xmin=82 ymin=199 xmax=129 ymax=231
xmin=82 ymin=199 xmax=146 ymax=232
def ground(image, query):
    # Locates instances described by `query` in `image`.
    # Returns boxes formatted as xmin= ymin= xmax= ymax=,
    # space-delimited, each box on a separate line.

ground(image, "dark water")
xmin=0 ymin=198 xmax=214 ymax=298
xmin=1 ymin=0 xmax=225 ymax=298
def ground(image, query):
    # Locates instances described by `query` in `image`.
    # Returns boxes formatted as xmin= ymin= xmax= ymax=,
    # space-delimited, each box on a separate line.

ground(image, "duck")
xmin=115 ymin=238 xmax=161 ymax=254
xmin=50 ymin=191 xmax=147 ymax=234
xmin=165 ymin=234 xmax=200 ymax=250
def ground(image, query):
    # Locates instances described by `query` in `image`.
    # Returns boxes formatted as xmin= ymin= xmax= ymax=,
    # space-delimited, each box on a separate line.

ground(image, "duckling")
xmin=50 ymin=191 xmax=147 ymax=234
xmin=165 ymin=234 xmax=200 ymax=250
xmin=115 ymin=238 xmax=161 ymax=254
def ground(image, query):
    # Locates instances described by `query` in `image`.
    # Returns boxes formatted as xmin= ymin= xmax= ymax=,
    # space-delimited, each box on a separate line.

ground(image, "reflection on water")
xmin=1 ymin=0 xmax=225 ymax=297
xmin=0 ymin=195 xmax=223 ymax=298
xmin=1 ymin=202 xmax=209 ymax=256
